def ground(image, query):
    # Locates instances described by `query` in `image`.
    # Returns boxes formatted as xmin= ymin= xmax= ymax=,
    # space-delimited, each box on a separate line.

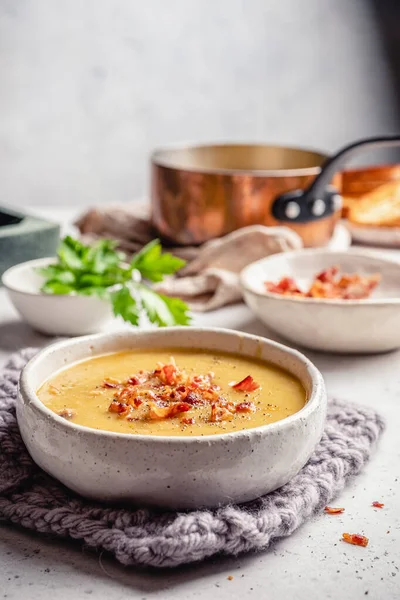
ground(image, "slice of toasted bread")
xmin=348 ymin=181 xmax=400 ymax=227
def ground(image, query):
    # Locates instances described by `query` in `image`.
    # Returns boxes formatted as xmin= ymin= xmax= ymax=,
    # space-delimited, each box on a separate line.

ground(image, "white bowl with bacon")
xmin=240 ymin=248 xmax=400 ymax=354
xmin=17 ymin=328 xmax=326 ymax=509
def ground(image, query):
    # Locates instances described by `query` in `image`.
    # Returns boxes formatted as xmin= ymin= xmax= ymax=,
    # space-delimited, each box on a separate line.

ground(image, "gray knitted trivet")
xmin=0 ymin=348 xmax=385 ymax=568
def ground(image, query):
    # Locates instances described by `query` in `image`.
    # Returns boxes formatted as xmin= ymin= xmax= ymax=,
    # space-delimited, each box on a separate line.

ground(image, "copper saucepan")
xmin=151 ymin=136 xmax=400 ymax=247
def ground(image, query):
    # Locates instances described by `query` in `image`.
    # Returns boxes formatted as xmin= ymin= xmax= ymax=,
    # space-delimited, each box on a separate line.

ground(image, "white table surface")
xmin=1 ymin=208 xmax=399 ymax=600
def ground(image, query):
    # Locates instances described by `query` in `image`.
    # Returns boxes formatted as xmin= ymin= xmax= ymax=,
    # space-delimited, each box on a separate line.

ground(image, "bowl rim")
xmin=19 ymin=327 xmax=326 ymax=443
xmin=151 ymin=141 xmax=329 ymax=177
xmin=2 ymin=256 xmax=58 ymax=296
xmin=345 ymin=221 xmax=400 ymax=234
xmin=240 ymin=248 xmax=400 ymax=307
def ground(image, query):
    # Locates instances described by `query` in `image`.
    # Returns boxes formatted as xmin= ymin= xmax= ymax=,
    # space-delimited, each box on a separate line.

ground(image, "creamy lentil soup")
xmin=37 ymin=349 xmax=306 ymax=436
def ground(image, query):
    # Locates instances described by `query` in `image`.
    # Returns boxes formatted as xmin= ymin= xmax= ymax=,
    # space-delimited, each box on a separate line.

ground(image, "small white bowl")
xmin=2 ymin=257 xmax=114 ymax=336
xmin=345 ymin=221 xmax=400 ymax=248
xmin=17 ymin=328 xmax=326 ymax=509
xmin=240 ymin=249 xmax=400 ymax=354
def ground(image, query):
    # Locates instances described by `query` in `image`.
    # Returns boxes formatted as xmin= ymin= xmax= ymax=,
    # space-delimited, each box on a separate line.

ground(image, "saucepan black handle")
xmin=272 ymin=135 xmax=400 ymax=223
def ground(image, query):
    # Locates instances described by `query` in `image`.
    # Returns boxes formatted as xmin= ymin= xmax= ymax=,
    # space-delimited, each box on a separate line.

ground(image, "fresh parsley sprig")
xmin=39 ymin=236 xmax=191 ymax=327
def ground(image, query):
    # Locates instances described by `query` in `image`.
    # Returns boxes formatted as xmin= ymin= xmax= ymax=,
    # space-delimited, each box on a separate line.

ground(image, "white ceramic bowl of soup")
xmin=17 ymin=328 xmax=326 ymax=509
xmin=240 ymin=249 xmax=400 ymax=354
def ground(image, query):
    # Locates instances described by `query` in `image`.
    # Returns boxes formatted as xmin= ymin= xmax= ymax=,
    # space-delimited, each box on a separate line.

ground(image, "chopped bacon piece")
xmin=168 ymin=402 xmax=191 ymax=417
xmin=277 ymin=277 xmax=298 ymax=291
xmin=181 ymin=417 xmax=195 ymax=425
xmin=108 ymin=401 xmax=129 ymax=415
xmin=148 ymin=401 xmax=191 ymax=420
xmin=316 ymin=265 xmax=339 ymax=283
xmin=185 ymin=391 xmax=203 ymax=405
xmin=161 ymin=363 xmax=177 ymax=385
xmin=58 ymin=408 xmax=75 ymax=419
xmin=147 ymin=403 xmax=170 ymax=420
xmin=372 ymin=501 xmax=384 ymax=508
xmin=236 ymin=401 xmax=256 ymax=413
xmin=210 ymin=401 xmax=235 ymax=422
xmin=230 ymin=375 xmax=260 ymax=392
xmin=324 ymin=506 xmax=345 ymax=515
xmin=127 ymin=375 xmax=140 ymax=385
xmin=265 ymin=277 xmax=303 ymax=296
xmin=342 ymin=533 xmax=369 ymax=547
xmin=102 ymin=381 xmax=118 ymax=389
xmin=308 ymin=280 xmax=340 ymax=299
xmin=102 ymin=378 xmax=121 ymax=389
xmin=202 ymin=387 xmax=221 ymax=401
xmin=117 ymin=386 xmax=137 ymax=401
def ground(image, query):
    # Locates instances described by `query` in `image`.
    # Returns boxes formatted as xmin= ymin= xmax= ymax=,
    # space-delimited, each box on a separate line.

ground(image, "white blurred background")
xmin=0 ymin=0 xmax=399 ymax=208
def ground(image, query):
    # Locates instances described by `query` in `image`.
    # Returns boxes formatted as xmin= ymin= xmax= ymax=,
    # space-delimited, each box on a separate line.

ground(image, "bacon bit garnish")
xmin=58 ymin=408 xmax=75 ymax=419
xmin=342 ymin=533 xmax=369 ymax=547
xmin=168 ymin=402 xmax=191 ymax=417
xmin=265 ymin=267 xmax=380 ymax=300
xmin=202 ymin=387 xmax=221 ymax=401
xmin=185 ymin=391 xmax=203 ymax=405
xmin=161 ymin=363 xmax=177 ymax=385
xmin=210 ymin=401 xmax=235 ymax=422
xmin=372 ymin=501 xmax=384 ymax=508
xmin=236 ymin=401 xmax=256 ymax=413
xmin=108 ymin=401 xmax=129 ymax=414
xmin=148 ymin=403 xmax=172 ymax=420
xmin=102 ymin=378 xmax=121 ymax=389
xmin=103 ymin=358 xmax=259 ymax=425
xmin=316 ymin=266 xmax=339 ymax=283
xmin=324 ymin=506 xmax=345 ymax=515
xmin=181 ymin=417 xmax=195 ymax=425
xmin=265 ymin=277 xmax=303 ymax=296
xmin=230 ymin=375 xmax=260 ymax=392
xmin=116 ymin=387 xmax=138 ymax=402
xmin=148 ymin=401 xmax=191 ymax=420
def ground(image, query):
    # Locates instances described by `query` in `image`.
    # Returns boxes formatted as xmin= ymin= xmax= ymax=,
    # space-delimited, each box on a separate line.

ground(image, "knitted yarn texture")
xmin=0 ymin=348 xmax=385 ymax=568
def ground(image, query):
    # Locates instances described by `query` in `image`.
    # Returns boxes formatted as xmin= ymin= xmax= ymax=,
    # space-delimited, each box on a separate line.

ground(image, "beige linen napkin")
xmin=75 ymin=205 xmax=303 ymax=311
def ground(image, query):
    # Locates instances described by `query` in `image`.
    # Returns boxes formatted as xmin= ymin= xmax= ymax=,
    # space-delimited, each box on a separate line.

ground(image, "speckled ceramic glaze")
xmin=240 ymin=249 xmax=400 ymax=354
xmin=17 ymin=328 xmax=326 ymax=509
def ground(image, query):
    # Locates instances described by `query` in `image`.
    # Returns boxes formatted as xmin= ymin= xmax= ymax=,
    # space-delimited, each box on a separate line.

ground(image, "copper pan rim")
xmin=151 ymin=141 xmax=329 ymax=178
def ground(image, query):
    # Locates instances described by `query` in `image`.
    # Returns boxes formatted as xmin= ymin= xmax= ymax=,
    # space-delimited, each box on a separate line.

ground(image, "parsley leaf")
xmin=57 ymin=236 xmax=88 ymax=271
xmin=137 ymin=284 xmax=191 ymax=327
xmin=41 ymin=281 xmax=76 ymax=295
xmin=131 ymin=239 xmax=186 ymax=282
xmin=78 ymin=286 xmax=109 ymax=298
xmin=38 ymin=266 xmax=76 ymax=286
xmin=39 ymin=235 xmax=190 ymax=328
xmin=86 ymin=239 xmax=124 ymax=274
xmin=111 ymin=286 xmax=140 ymax=326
